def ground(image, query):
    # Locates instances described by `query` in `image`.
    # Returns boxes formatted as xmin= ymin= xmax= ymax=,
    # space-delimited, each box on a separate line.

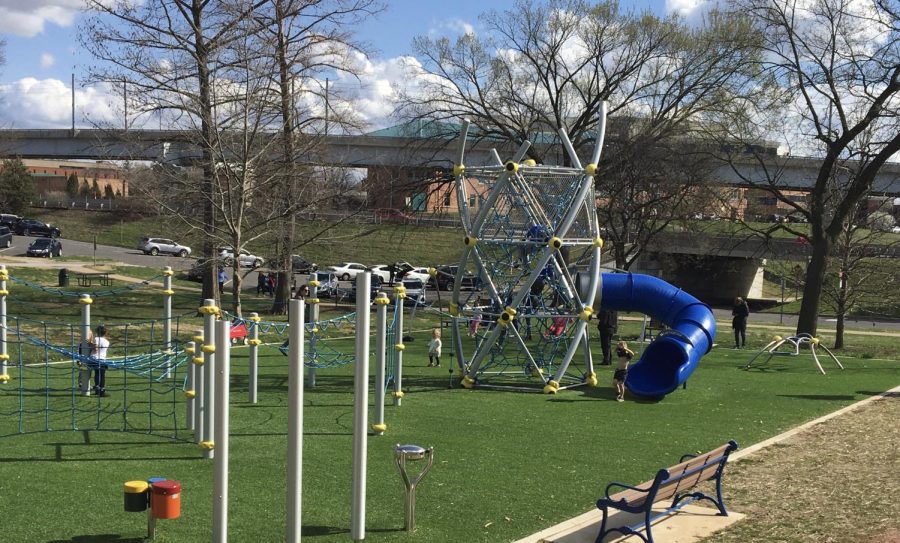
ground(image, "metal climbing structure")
xmin=449 ymin=104 xmax=609 ymax=393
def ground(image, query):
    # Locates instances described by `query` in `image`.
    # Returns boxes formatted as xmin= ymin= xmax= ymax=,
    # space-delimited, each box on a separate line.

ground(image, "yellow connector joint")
xmin=199 ymin=441 xmax=215 ymax=450
xmin=461 ymin=376 xmax=475 ymax=389
xmin=372 ymin=423 xmax=388 ymax=433
xmin=453 ymin=164 xmax=466 ymax=176
xmin=184 ymin=390 xmax=196 ymax=398
xmin=201 ymin=344 xmax=216 ymax=354
xmin=391 ymin=390 xmax=405 ymax=399
xmin=543 ymin=380 xmax=560 ymax=394
xmin=548 ymin=237 xmax=563 ymax=250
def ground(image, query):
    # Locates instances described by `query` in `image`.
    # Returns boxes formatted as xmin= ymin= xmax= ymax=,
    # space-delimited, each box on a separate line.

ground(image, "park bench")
xmin=594 ymin=440 xmax=738 ymax=543
xmin=78 ymin=272 xmax=112 ymax=287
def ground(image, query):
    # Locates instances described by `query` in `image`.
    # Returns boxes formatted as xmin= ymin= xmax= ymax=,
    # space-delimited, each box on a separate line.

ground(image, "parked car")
xmin=328 ymin=262 xmax=368 ymax=281
xmin=0 ymin=226 xmax=12 ymax=248
xmin=138 ymin=236 xmax=192 ymax=257
xmin=368 ymin=265 xmax=393 ymax=283
xmin=401 ymin=266 xmax=432 ymax=284
xmin=291 ymin=255 xmax=318 ymax=274
xmin=219 ymin=246 xmax=264 ymax=268
xmin=401 ymin=279 xmax=427 ymax=305
xmin=0 ymin=214 xmax=21 ymax=229
xmin=15 ymin=218 xmax=60 ymax=238
xmin=374 ymin=208 xmax=415 ymax=223
xmin=311 ymin=271 xmax=339 ymax=297
xmin=185 ymin=260 xmax=210 ymax=282
xmin=26 ymin=237 xmax=62 ymax=258
xmin=435 ymin=265 xmax=479 ymax=291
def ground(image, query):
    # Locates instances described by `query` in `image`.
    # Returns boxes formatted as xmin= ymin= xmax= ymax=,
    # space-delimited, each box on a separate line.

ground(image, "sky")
xmin=0 ymin=0 xmax=696 ymax=130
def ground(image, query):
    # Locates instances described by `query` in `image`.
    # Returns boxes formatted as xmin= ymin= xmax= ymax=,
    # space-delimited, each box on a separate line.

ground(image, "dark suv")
xmin=434 ymin=265 xmax=480 ymax=291
xmin=0 ymin=226 xmax=12 ymax=248
xmin=0 ymin=214 xmax=21 ymax=229
xmin=291 ymin=255 xmax=318 ymax=274
xmin=15 ymin=219 xmax=61 ymax=238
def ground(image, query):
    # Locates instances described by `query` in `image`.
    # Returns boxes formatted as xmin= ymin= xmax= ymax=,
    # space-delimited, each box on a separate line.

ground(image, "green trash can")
xmin=58 ymin=268 xmax=69 ymax=287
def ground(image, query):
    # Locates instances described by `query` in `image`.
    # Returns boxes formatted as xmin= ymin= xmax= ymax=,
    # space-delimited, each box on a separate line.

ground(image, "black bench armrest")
xmin=679 ymin=452 xmax=698 ymax=462
xmin=604 ymin=481 xmax=649 ymax=498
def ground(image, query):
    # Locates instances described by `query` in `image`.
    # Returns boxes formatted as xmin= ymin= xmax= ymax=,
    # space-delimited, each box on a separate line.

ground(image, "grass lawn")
xmin=0 ymin=293 xmax=897 ymax=542
xmin=29 ymin=209 xmax=464 ymax=269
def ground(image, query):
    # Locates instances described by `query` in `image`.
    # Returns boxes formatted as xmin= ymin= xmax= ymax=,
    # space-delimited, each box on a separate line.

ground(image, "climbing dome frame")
xmin=449 ymin=105 xmax=609 ymax=393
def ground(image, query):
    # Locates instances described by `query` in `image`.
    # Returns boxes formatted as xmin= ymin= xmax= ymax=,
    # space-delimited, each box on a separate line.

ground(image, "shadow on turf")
xmin=47 ymin=534 xmax=144 ymax=542
xmin=776 ymin=394 xmax=857 ymax=401
xmin=302 ymin=526 xmax=401 ymax=536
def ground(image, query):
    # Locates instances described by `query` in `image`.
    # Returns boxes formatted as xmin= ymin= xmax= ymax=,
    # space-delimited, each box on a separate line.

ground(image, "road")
xmin=2 ymin=234 xmax=897 ymax=332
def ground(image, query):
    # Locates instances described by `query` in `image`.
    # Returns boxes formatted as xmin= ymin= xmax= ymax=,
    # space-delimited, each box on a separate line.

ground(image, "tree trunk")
xmin=613 ymin=241 xmax=627 ymax=270
xmin=796 ymin=237 xmax=832 ymax=336
xmin=270 ymin=1 xmax=296 ymax=316
xmin=834 ymin=271 xmax=847 ymax=349
xmin=272 ymin=270 xmax=292 ymax=314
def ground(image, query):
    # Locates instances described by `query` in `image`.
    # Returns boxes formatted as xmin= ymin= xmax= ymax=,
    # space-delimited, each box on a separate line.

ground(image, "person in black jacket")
xmin=732 ymin=297 xmax=750 ymax=348
xmin=596 ymin=308 xmax=618 ymax=365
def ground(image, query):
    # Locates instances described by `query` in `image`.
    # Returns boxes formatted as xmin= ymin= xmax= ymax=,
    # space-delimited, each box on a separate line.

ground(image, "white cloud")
xmin=0 ymin=1 xmax=83 ymax=37
xmin=40 ymin=53 xmax=55 ymax=68
xmin=666 ymin=0 xmax=708 ymax=18
xmin=0 ymin=77 xmax=118 ymax=128
xmin=428 ymin=17 xmax=476 ymax=38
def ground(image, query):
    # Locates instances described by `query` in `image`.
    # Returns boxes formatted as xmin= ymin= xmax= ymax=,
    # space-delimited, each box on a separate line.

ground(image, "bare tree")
xmin=254 ymin=0 xmax=382 ymax=314
xmin=821 ymin=199 xmax=900 ymax=348
xmin=396 ymin=0 xmax=762 ymax=268
xmin=722 ymin=0 xmax=900 ymax=335
xmin=81 ymin=0 xmax=269 ymax=302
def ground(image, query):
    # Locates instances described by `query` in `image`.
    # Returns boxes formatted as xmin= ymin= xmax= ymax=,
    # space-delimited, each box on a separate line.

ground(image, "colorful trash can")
xmin=150 ymin=480 xmax=182 ymax=520
xmin=123 ymin=481 xmax=149 ymax=512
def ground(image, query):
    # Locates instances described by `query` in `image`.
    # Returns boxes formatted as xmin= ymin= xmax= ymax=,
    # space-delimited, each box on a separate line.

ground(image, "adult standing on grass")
xmin=218 ymin=266 xmax=227 ymax=294
xmin=596 ymin=308 xmax=618 ymax=365
xmin=92 ymin=325 xmax=110 ymax=397
xmin=732 ymin=297 xmax=750 ymax=349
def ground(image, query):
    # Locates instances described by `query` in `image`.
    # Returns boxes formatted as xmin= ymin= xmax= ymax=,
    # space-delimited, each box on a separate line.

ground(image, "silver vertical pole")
xmin=372 ymin=292 xmax=389 ymax=435
xmin=213 ymin=319 xmax=230 ymax=543
xmin=78 ymin=293 xmax=93 ymax=396
xmin=192 ymin=329 xmax=204 ymax=440
xmin=307 ymin=273 xmax=319 ymax=388
xmin=393 ymin=286 xmax=405 ymax=407
xmin=286 ymin=299 xmax=305 ymax=543
xmin=201 ymin=299 xmax=216 ymax=459
xmin=185 ymin=340 xmax=196 ymax=430
xmin=162 ymin=267 xmax=174 ymax=378
xmin=0 ymin=265 xmax=8 ymax=383
xmin=350 ymin=272 xmax=371 ymax=541
xmin=248 ymin=313 xmax=260 ymax=404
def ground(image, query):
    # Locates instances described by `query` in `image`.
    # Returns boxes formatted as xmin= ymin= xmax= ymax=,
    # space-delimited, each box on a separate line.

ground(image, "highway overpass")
xmin=2 ymin=128 xmax=899 ymax=194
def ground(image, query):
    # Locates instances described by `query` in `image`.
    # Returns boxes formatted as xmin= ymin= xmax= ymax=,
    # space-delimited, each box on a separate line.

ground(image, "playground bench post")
xmin=594 ymin=440 xmax=738 ymax=543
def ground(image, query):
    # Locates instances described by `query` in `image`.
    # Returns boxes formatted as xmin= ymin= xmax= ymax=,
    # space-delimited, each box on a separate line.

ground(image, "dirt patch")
xmin=702 ymin=395 xmax=900 ymax=543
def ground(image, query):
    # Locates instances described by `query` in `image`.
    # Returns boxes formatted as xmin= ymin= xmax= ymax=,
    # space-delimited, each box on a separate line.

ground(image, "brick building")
xmin=21 ymin=159 xmax=127 ymax=197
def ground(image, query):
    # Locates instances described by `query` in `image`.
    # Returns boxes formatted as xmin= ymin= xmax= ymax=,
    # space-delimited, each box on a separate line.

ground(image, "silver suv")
xmin=138 ymin=237 xmax=192 ymax=257
xmin=218 ymin=246 xmax=264 ymax=268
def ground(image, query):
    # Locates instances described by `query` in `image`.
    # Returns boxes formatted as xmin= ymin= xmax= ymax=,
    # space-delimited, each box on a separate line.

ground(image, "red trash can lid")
xmin=151 ymin=480 xmax=181 ymax=495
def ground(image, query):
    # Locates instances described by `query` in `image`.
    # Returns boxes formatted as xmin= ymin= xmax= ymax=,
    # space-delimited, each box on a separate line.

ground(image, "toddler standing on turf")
xmin=613 ymin=341 xmax=634 ymax=402
xmin=427 ymin=328 xmax=442 ymax=367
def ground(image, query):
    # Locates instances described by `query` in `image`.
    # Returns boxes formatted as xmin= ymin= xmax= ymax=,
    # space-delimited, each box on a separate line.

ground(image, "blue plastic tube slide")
xmin=599 ymin=273 xmax=716 ymax=399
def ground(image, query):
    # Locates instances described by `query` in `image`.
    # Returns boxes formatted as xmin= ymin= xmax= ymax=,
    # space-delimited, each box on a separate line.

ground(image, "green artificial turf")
xmin=0 ymin=320 xmax=897 ymax=542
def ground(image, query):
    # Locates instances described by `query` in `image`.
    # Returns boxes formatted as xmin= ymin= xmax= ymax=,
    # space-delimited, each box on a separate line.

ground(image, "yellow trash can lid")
xmin=124 ymin=480 xmax=149 ymax=493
